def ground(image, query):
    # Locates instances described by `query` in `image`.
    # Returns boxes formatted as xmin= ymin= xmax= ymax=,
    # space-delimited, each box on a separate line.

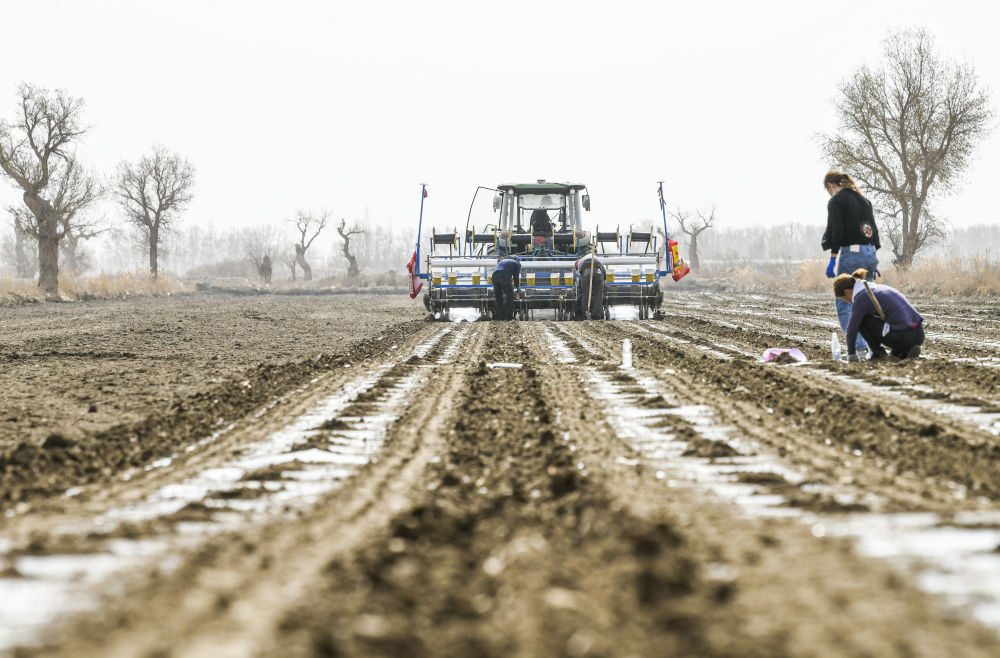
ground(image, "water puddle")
xmin=437 ymin=323 xmax=474 ymax=363
xmin=448 ymin=308 xmax=482 ymax=323
xmin=607 ymin=306 xmax=640 ymax=321
xmin=540 ymin=326 xmax=576 ymax=364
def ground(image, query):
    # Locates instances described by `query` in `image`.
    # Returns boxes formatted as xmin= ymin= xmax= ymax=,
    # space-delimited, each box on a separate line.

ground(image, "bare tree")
xmin=114 ymin=146 xmax=195 ymax=278
xmin=819 ymin=28 xmax=993 ymax=268
xmin=291 ymin=210 xmax=329 ymax=281
xmin=7 ymin=156 xmax=103 ymax=277
xmin=283 ymin=250 xmax=297 ymax=281
xmin=669 ymin=205 xmax=715 ymax=270
xmin=336 ymin=218 xmax=364 ymax=278
xmin=245 ymin=224 xmax=282 ymax=284
xmin=0 ymin=84 xmax=88 ymax=295
xmin=8 ymin=207 xmax=37 ymax=277
xmin=59 ymin=223 xmax=104 ymax=275
xmin=54 ymin=158 xmax=103 ymax=274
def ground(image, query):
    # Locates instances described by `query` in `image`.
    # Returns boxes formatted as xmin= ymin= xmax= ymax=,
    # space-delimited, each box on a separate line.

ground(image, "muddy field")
xmin=2 ymin=289 xmax=1000 ymax=656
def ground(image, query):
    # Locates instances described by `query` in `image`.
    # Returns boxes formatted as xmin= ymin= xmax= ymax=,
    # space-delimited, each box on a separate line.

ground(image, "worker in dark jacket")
xmin=530 ymin=208 xmax=553 ymax=235
xmin=834 ymin=268 xmax=924 ymax=361
xmin=576 ymin=253 xmax=606 ymax=320
xmin=492 ymin=255 xmax=521 ymax=321
xmin=530 ymin=207 xmax=553 ymax=255
xmin=822 ymin=171 xmax=880 ymax=355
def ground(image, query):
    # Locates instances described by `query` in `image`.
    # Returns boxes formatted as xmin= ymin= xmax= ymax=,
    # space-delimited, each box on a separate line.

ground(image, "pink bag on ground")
xmin=762 ymin=348 xmax=807 ymax=363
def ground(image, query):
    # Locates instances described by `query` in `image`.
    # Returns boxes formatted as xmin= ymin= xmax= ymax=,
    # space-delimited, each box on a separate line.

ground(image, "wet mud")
xmin=4 ymin=290 xmax=1000 ymax=656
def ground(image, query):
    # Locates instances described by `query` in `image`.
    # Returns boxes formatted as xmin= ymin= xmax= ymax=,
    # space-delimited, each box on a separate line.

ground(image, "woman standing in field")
xmin=822 ymin=171 xmax=880 ymax=356
xmin=834 ymin=268 xmax=925 ymax=362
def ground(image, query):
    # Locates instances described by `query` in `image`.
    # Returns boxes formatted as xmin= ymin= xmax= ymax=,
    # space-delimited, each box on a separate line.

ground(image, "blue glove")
xmin=873 ymin=267 xmax=881 ymax=279
xmin=825 ymin=256 xmax=837 ymax=278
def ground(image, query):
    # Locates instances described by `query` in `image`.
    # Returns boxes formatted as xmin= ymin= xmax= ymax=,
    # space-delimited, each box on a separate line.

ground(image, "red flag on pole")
xmin=407 ymin=250 xmax=423 ymax=299
xmin=422 ymin=188 xmax=428 ymax=198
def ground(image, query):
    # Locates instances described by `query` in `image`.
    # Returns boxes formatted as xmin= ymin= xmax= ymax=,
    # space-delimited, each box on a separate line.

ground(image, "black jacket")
xmin=821 ymin=188 xmax=880 ymax=253
xmin=530 ymin=209 xmax=553 ymax=235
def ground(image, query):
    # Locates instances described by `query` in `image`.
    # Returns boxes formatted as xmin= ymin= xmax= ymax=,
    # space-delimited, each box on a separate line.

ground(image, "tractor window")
xmin=517 ymin=194 xmax=567 ymax=233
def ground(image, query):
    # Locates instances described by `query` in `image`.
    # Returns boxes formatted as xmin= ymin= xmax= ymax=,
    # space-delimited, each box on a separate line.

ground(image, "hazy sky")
xmin=1 ymin=0 xmax=998 ymax=245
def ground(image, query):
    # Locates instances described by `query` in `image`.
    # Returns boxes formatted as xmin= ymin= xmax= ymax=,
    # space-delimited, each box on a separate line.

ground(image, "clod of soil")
xmin=682 ymin=437 xmax=740 ymax=459
xmin=242 ymin=460 xmax=308 ymax=482
xmin=316 ymin=418 xmax=351 ymax=431
xmin=41 ymin=433 xmax=78 ymax=450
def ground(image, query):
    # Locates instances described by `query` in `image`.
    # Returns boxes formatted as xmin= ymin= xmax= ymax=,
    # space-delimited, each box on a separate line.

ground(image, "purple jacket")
xmin=845 ymin=281 xmax=923 ymax=355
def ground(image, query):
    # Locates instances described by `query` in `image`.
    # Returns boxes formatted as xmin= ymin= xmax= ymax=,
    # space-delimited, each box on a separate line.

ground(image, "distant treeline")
xmin=690 ymin=222 xmax=1000 ymax=271
xmin=4 ymin=219 xmax=999 ymax=281
xmin=0 ymin=219 xmax=416 ymax=283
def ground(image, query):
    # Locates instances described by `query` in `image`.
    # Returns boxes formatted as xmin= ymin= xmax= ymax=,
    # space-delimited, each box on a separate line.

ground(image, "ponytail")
xmin=833 ymin=273 xmax=854 ymax=297
xmin=823 ymin=170 xmax=860 ymax=193
xmin=833 ymin=268 xmax=870 ymax=297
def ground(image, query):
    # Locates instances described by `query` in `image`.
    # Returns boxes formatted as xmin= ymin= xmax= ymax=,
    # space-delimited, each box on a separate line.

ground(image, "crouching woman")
xmin=834 ymin=269 xmax=925 ymax=362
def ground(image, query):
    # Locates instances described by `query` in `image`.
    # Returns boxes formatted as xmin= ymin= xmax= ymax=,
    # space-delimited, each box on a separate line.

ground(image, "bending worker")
xmin=492 ymin=255 xmax=521 ymax=321
xmin=821 ymin=171 xmax=879 ymax=355
xmin=834 ymin=268 xmax=925 ymax=362
xmin=576 ymin=252 xmax=606 ymax=320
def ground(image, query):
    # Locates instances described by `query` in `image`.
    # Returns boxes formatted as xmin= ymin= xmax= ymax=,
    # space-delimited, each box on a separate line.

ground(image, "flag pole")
xmin=658 ymin=181 xmax=672 ymax=271
xmin=416 ymin=184 xmax=427 ymax=277
xmin=587 ymin=241 xmax=596 ymax=320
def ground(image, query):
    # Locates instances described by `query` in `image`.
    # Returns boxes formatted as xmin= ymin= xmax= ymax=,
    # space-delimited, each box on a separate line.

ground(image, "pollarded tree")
xmin=291 ymin=210 xmax=330 ymax=281
xmin=114 ymin=146 xmax=195 ymax=278
xmin=820 ymin=28 xmax=993 ymax=268
xmin=670 ymin=205 xmax=716 ymax=271
xmin=336 ymin=218 xmax=364 ymax=278
xmin=8 ymin=156 xmax=103 ymax=276
xmin=0 ymin=84 xmax=88 ymax=295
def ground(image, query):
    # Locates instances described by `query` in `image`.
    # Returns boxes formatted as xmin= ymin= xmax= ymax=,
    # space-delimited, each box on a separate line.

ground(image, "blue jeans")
xmin=835 ymin=245 xmax=878 ymax=352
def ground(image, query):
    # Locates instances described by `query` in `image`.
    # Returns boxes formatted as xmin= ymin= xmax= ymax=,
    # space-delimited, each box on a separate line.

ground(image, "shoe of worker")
xmin=906 ymin=345 xmax=921 ymax=359
xmin=869 ymin=350 xmax=889 ymax=362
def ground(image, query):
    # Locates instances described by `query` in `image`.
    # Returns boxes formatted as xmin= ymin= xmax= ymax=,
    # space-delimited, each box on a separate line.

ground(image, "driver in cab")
xmin=529 ymin=196 xmax=554 ymax=255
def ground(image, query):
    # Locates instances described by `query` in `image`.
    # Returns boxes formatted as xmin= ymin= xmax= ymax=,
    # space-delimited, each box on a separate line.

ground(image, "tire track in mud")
xmin=554 ymin=322 xmax=930 ymax=512
xmin=532 ymin=322 xmax=1000 ymax=654
xmin=57 ymin=323 xmax=485 ymax=658
xmin=580 ymin=319 xmax=1000 ymax=505
xmin=0 ymin=321 xmax=466 ymax=654
xmin=0 ymin=319 xmax=436 ymax=508
xmin=271 ymin=324 xmax=742 ymax=658
xmin=525 ymin=321 xmax=1000 ymax=656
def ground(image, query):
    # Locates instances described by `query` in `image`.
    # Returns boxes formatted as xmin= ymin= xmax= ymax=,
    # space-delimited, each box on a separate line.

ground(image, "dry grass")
xmin=878 ymin=256 xmax=1000 ymax=297
xmin=0 ymin=270 xmax=189 ymax=306
xmin=701 ymin=255 xmax=1000 ymax=298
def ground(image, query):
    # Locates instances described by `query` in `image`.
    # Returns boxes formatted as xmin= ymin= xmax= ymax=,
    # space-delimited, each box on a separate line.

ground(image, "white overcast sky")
xmin=1 ymin=0 xmax=998 ymax=243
